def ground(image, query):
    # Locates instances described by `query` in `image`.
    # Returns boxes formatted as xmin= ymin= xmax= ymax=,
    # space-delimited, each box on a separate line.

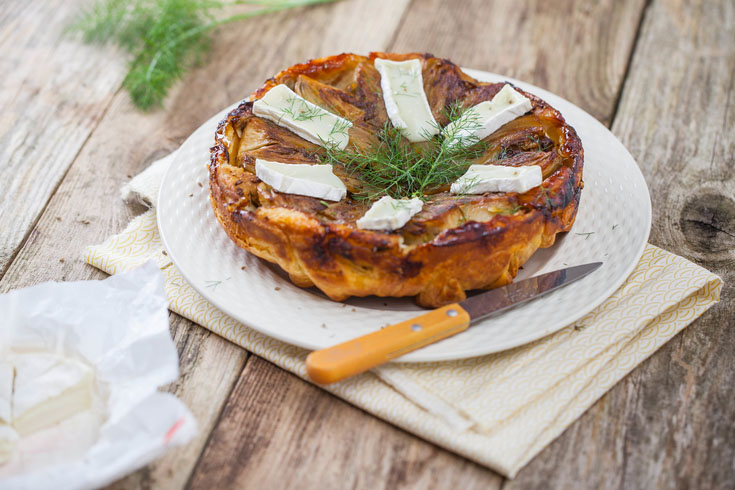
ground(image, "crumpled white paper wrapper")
xmin=0 ymin=261 xmax=197 ymax=490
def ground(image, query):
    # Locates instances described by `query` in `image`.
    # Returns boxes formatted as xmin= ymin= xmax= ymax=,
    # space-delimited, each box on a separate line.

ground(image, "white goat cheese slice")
xmin=256 ymin=159 xmax=347 ymax=201
xmin=252 ymin=84 xmax=353 ymax=150
xmin=451 ymin=164 xmax=542 ymax=195
xmin=374 ymin=58 xmax=439 ymax=142
xmin=356 ymin=196 xmax=424 ymax=231
xmin=444 ymin=84 xmax=533 ymax=147
xmin=11 ymin=353 xmax=94 ymax=436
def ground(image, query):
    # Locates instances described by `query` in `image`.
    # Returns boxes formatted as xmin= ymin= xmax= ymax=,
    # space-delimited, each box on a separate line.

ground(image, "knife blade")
xmin=306 ymin=262 xmax=602 ymax=384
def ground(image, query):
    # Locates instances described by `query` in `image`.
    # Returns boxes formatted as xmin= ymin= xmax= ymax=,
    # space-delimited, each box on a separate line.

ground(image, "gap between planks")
xmin=181 ymin=352 xmax=253 ymax=489
xmin=607 ymin=0 xmax=653 ymax=129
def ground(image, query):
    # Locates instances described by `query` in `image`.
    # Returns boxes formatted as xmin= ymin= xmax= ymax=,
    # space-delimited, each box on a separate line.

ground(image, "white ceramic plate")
xmin=157 ymin=68 xmax=651 ymax=362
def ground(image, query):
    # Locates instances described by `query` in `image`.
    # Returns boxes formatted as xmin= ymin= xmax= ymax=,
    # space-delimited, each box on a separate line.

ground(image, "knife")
xmin=305 ymin=262 xmax=602 ymax=384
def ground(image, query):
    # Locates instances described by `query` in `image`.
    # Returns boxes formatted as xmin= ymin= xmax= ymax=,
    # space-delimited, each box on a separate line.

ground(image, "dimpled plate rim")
xmin=157 ymin=68 xmax=651 ymax=362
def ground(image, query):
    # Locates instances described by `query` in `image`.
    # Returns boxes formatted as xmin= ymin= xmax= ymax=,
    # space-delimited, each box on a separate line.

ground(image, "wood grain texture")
xmin=108 ymin=316 xmax=248 ymax=490
xmin=608 ymin=0 xmax=734 ymax=487
xmin=188 ymin=356 xmax=502 ymax=490
xmin=0 ymin=0 xmax=126 ymax=277
xmin=507 ymin=0 xmax=735 ymax=488
xmin=390 ymin=0 xmax=647 ymax=126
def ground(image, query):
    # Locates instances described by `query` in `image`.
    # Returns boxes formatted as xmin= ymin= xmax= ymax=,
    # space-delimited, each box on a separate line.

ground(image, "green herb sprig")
xmin=281 ymin=96 xmax=328 ymax=122
xmin=329 ymin=118 xmax=352 ymax=139
xmin=320 ymin=103 xmax=487 ymax=200
xmin=69 ymin=0 xmax=339 ymax=110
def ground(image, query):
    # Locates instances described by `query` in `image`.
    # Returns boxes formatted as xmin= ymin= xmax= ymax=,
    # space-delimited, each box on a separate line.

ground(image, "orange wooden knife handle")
xmin=305 ymin=304 xmax=471 ymax=384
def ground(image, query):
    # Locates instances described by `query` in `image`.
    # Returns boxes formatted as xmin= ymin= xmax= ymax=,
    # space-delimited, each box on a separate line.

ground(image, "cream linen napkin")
xmin=85 ymin=153 xmax=722 ymax=478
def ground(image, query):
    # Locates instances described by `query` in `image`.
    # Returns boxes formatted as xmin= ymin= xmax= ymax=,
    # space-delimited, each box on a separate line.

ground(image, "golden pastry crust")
xmin=209 ymin=52 xmax=584 ymax=307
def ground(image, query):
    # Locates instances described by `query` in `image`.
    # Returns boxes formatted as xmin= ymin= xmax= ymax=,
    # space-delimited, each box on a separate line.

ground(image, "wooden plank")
xmin=109 ymin=316 xmax=247 ymax=490
xmin=0 ymin=0 xmax=126 ymax=277
xmin=390 ymin=0 xmax=648 ymax=126
xmin=187 ymin=356 xmax=502 ymax=490
xmin=507 ymin=0 xmax=735 ymax=487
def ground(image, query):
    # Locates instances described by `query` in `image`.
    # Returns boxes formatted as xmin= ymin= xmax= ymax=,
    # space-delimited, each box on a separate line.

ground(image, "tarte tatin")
xmin=209 ymin=52 xmax=583 ymax=308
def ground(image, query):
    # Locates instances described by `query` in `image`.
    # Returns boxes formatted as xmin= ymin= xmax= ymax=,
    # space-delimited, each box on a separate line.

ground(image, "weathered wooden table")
xmin=1 ymin=0 xmax=733 ymax=488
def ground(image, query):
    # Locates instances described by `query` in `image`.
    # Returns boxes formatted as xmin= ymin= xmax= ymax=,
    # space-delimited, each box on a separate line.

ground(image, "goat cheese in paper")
xmin=0 ymin=261 xmax=196 ymax=490
xmin=253 ymin=84 xmax=353 ymax=150
xmin=374 ymin=58 xmax=439 ymax=142
xmin=357 ymin=195 xmax=424 ymax=231
xmin=444 ymin=84 xmax=533 ymax=147
xmin=451 ymin=164 xmax=543 ymax=195
xmin=255 ymin=159 xmax=347 ymax=201
xmin=11 ymin=353 xmax=94 ymax=437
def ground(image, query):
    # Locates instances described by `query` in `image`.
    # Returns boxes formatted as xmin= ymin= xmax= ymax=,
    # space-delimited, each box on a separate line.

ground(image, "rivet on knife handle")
xmin=305 ymin=304 xmax=471 ymax=385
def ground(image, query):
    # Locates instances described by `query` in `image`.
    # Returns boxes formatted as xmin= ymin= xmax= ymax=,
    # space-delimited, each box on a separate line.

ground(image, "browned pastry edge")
xmin=209 ymin=52 xmax=584 ymax=307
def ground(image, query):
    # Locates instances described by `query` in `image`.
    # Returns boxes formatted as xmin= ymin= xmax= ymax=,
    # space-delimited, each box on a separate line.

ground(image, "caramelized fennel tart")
xmin=209 ymin=52 xmax=584 ymax=308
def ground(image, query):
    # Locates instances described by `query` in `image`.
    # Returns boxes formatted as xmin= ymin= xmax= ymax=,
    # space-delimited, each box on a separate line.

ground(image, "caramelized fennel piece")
xmin=421 ymin=57 xmax=478 ymax=125
xmin=291 ymin=74 xmax=380 ymax=153
xmin=237 ymin=117 xmax=320 ymax=168
xmin=268 ymin=53 xmax=365 ymax=92
xmin=471 ymin=113 xmax=564 ymax=179
xmin=294 ymin=74 xmax=365 ymax=122
xmin=353 ymin=61 xmax=390 ymax=129
xmin=399 ymin=193 xmax=527 ymax=246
